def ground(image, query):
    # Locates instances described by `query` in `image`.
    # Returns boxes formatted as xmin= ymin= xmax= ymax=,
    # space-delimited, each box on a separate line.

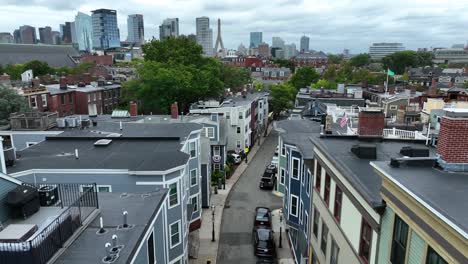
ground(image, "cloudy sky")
xmin=1 ymin=0 xmax=467 ymax=53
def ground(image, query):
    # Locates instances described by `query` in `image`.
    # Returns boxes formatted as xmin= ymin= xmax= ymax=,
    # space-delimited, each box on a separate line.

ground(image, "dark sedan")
xmin=254 ymin=207 xmax=272 ymax=227
xmin=252 ymin=226 xmax=276 ymax=258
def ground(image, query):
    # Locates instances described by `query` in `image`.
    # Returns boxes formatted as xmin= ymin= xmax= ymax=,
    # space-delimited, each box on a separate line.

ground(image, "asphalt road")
xmin=217 ymin=131 xmax=283 ymax=264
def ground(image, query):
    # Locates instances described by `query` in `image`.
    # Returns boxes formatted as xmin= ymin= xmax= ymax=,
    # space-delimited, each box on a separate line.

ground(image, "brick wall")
xmin=358 ymin=111 xmax=385 ymax=137
xmin=437 ymin=117 xmax=468 ymax=163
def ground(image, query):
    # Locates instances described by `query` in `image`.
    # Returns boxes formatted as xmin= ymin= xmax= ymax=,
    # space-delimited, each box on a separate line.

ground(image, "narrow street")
xmin=217 ymin=131 xmax=283 ymax=264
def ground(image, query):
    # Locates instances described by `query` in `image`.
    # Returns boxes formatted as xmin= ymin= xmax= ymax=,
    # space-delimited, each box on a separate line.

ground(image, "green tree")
xmin=327 ymin=54 xmax=344 ymax=64
xmin=221 ymin=65 xmax=251 ymax=92
xmin=416 ymin=51 xmax=433 ymax=67
xmin=382 ymin=51 xmax=419 ymax=74
xmin=0 ymin=84 xmax=30 ymax=125
xmin=142 ymin=36 xmax=203 ymax=66
xmin=271 ymin=58 xmax=295 ymax=72
xmin=463 ymin=81 xmax=468 ymax=89
xmin=289 ymin=67 xmax=320 ymax=90
xmin=270 ymin=83 xmax=295 ymax=117
xmin=312 ymin=79 xmax=336 ymax=89
xmin=3 ymin=64 xmax=23 ymax=80
xmin=349 ymin=53 xmax=371 ymax=67
xmin=322 ymin=65 xmax=337 ymax=81
xmin=351 ymin=69 xmax=372 ymax=84
xmin=336 ymin=62 xmax=353 ymax=83
xmin=22 ymin=60 xmax=53 ymax=76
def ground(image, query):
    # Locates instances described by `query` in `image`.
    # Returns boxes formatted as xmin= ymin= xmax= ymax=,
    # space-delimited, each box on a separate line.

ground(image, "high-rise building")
xmin=51 ymin=31 xmax=61 ymax=45
xmin=91 ymin=9 xmax=120 ymax=49
xmin=75 ymin=12 xmax=93 ymax=51
xmin=70 ymin=22 xmax=77 ymax=46
xmin=196 ymin=17 xmax=213 ymax=57
xmin=272 ymin=37 xmax=285 ymax=49
xmin=300 ymin=35 xmax=309 ymax=53
xmin=250 ymin=32 xmax=262 ymax=48
xmin=0 ymin=32 xmax=14 ymax=43
xmin=369 ymin=42 xmax=405 ymax=60
xmin=61 ymin=22 xmax=73 ymax=44
xmin=19 ymin=25 xmax=37 ymax=44
xmin=13 ymin=29 xmax=21 ymax=43
xmin=127 ymin=14 xmax=144 ymax=45
xmin=284 ymin=43 xmax=297 ymax=59
xmin=258 ymin=42 xmax=270 ymax=58
xmin=187 ymin=34 xmax=196 ymax=43
xmin=237 ymin=43 xmax=247 ymax=55
xmin=38 ymin=26 xmax=53 ymax=44
xmin=159 ymin=18 xmax=178 ymax=40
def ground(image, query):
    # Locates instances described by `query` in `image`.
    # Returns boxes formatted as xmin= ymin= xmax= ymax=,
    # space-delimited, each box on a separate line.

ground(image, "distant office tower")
xmin=272 ymin=37 xmax=285 ymax=49
xmin=38 ymin=26 xmax=53 ymax=44
xmin=13 ymin=29 xmax=21 ymax=43
xmin=75 ymin=12 xmax=93 ymax=51
xmin=59 ymin=24 xmax=64 ymax=38
xmin=343 ymin=49 xmax=350 ymax=58
xmin=237 ymin=43 xmax=247 ymax=55
xmin=92 ymin=9 xmax=120 ymax=49
xmin=19 ymin=25 xmax=37 ymax=44
xmin=258 ymin=43 xmax=270 ymax=58
xmin=300 ymin=35 xmax=309 ymax=52
xmin=51 ymin=31 xmax=61 ymax=45
xmin=61 ymin=22 xmax=73 ymax=44
xmin=196 ymin=17 xmax=213 ymax=57
xmin=159 ymin=18 xmax=178 ymax=39
xmin=369 ymin=42 xmax=405 ymax=60
xmin=70 ymin=22 xmax=77 ymax=45
xmin=284 ymin=43 xmax=297 ymax=59
xmin=250 ymin=32 xmax=262 ymax=48
xmin=214 ymin=18 xmax=225 ymax=55
xmin=128 ymin=14 xmax=145 ymax=45
xmin=0 ymin=32 xmax=14 ymax=43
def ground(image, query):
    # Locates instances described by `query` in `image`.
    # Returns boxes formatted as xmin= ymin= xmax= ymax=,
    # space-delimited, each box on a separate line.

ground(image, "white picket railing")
xmin=383 ymin=128 xmax=428 ymax=140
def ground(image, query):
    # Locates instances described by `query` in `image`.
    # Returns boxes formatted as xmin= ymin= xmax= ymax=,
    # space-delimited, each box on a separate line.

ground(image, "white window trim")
xmin=30 ymin=96 xmax=37 ymax=109
xmin=213 ymin=146 xmax=221 ymax=156
xmin=97 ymin=185 xmax=112 ymax=192
xmin=281 ymin=144 xmax=286 ymax=157
xmin=169 ymin=255 xmax=183 ymax=264
xmin=291 ymin=157 xmax=300 ymax=180
xmin=169 ymin=220 xmax=181 ymax=249
xmin=189 ymin=141 xmax=197 ymax=159
xmin=304 ymin=211 xmax=309 ymax=238
xmin=205 ymin=127 xmax=215 ymax=139
xmin=299 ymin=200 xmax=304 ymax=224
xmin=190 ymin=168 xmax=197 ymax=187
xmin=280 ymin=168 xmax=285 ymax=185
xmin=41 ymin=94 xmax=47 ymax=107
xmin=191 ymin=195 xmax=198 ymax=214
xmin=290 ymin=194 xmax=299 ymax=217
xmin=390 ymin=105 xmax=398 ymax=110
xmin=168 ymin=182 xmax=180 ymax=209
xmin=146 ymin=231 xmax=155 ymax=264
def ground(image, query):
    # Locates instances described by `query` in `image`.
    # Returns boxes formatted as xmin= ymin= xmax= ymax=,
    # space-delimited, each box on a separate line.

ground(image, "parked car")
xmin=252 ymin=226 xmax=276 ymax=258
xmin=259 ymin=166 xmax=276 ymax=189
xmin=274 ymin=146 xmax=279 ymax=156
xmin=254 ymin=207 xmax=271 ymax=227
xmin=231 ymin=153 xmax=242 ymax=164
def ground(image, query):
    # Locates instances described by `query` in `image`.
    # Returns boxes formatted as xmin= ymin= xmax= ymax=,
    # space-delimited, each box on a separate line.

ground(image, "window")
xmin=213 ymin=146 xmax=221 ymax=156
xmin=41 ymin=94 xmax=47 ymax=107
xmin=334 ymin=185 xmax=343 ymax=223
xmin=191 ymin=196 xmax=198 ymax=213
xmin=324 ymin=174 xmax=331 ymax=206
xmin=170 ymin=221 xmax=181 ymax=247
xmin=299 ymin=200 xmax=303 ymax=224
xmin=238 ymin=111 xmax=243 ymax=119
xmin=169 ymin=182 xmax=178 ymax=207
xmin=189 ymin=141 xmax=196 ymax=158
xmin=60 ymin=94 xmax=65 ymax=105
xmin=290 ymin=195 xmax=298 ymax=217
xmin=236 ymin=140 xmax=241 ymax=148
xmin=315 ymin=163 xmax=322 ymax=192
xmin=147 ymin=231 xmax=155 ymax=264
xmin=330 ymin=239 xmax=340 ymax=264
xmin=304 ymin=211 xmax=309 ymax=238
xmin=281 ymin=143 xmax=286 ymax=156
xmin=237 ymin=127 xmax=241 ymax=133
xmin=426 ymin=247 xmax=448 ymax=264
xmin=245 ymin=125 xmax=248 ymax=133
xmin=280 ymin=168 xmax=285 ymax=184
xmin=359 ymin=219 xmax=372 ymax=264
xmin=205 ymin=127 xmax=215 ymax=138
xmin=391 ymin=215 xmax=409 ymax=264
xmin=190 ymin=169 xmax=197 ymax=186
xmin=292 ymin=158 xmax=300 ymax=180
xmin=30 ymin=96 xmax=37 ymax=108
xmin=321 ymin=223 xmax=328 ymax=254
xmin=97 ymin=185 xmax=111 ymax=192
xmin=306 ymin=169 xmax=311 ymax=196
xmin=390 ymin=105 xmax=398 ymax=110
xmin=93 ymin=93 xmax=96 ymax=101
xmin=226 ymin=112 xmax=230 ymax=119
xmin=301 ymin=163 xmax=305 ymax=185
xmin=313 ymin=208 xmax=320 ymax=238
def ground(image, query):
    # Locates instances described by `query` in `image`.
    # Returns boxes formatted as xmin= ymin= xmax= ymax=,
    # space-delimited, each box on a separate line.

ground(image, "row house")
xmin=293 ymin=52 xmax=328 ymax=68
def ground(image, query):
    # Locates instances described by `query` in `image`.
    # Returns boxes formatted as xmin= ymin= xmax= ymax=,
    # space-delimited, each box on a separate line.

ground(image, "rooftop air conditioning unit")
xmin=56 ymin=118 xmax=66 ymax=128
xmin=65 ymin=117 xmax=78 ymax=128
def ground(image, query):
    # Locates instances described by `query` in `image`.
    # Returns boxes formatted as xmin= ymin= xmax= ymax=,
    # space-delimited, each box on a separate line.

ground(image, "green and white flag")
xmin=387 ymin=69 xmax=395 ymax=76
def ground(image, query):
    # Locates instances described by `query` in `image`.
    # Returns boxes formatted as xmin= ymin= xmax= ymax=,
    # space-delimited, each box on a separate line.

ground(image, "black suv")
xmin=252 ymin=226 xmax=276 ymax=258
xmin=259 ymin=165 xmax=276 ymax=189
xmin=254 ymin=207 xmax=271 ymax=227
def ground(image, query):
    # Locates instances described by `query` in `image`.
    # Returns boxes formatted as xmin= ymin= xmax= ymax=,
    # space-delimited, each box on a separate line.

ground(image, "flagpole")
xmin=386 ymin=68 xmax=389 ymax=95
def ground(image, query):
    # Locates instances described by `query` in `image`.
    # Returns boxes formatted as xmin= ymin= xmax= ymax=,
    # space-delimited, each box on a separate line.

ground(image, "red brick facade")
xmin=358 ymin=111 xmax=385 ymax=137
xmin=437 ymin=116 xmax=468 ymax=164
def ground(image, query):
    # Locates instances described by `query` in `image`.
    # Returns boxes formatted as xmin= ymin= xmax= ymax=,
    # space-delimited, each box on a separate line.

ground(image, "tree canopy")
xmin=221 ymin=65 xmax=251 ymax=92
xmin=327 ymin=54 xmax=344 ymax=64
xmin=289 ymin=67 xmax=320 ymax=90
xmin=312 ymin=79 xmax=336 ymax=89
xmin=0 ymin=84 xmax=29 ymax=125
xmin=271 ymin=58 xmax=295 ymax=72
xmin=349 ymin=53 xmax=371 ymax=67
xmin=270 ymin=83 xmax=295 ymax=118
xmin=382 ymin=51 xmax=433 ymax=74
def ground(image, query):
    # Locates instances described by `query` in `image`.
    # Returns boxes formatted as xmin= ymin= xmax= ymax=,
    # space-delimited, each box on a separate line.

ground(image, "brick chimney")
xmin=129 ymin=101 xmax=138 ymax=117
xmin=66 ymin=75 xmax=75 ymax=85
xmin=358 ymin=109 xmax=385 ymax=137
xmin=428 ymin=78 xmax=437 ymax=96
xmin=171 ymin=102 xmax=179 ymax=119
xmin=436 ymin=109 xmax=468 ymax=171
xmin=32 ymin=77 xmax=40 ymax=88
xmin=59 ymin=76 xmax=67 ymax=89
xmin=0 ymin=73 xmax=10 ymax=82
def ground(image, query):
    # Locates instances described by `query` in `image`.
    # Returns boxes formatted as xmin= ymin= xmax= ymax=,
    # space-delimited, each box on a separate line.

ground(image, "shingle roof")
xmin=0 ymin=44 xmax=79 ymax=68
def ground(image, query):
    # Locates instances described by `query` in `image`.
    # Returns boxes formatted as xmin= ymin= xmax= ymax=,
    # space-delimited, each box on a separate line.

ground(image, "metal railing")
xmin=383 ymin=128 xmax=428 ymax=140
xmin=0 ymin=183 xmax=98 ymax=264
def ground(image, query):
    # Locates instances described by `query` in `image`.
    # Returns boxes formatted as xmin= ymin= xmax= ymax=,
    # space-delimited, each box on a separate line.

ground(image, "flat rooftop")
xmin=8 ymin=138 xmax=188 ymax=173
xmin=371 ymin=161 xmax=468 ymax=239
xmin=54 ymin=190 xmax=167 ymax=264
xmin=46 ymin=83 xmax=120 ymax=95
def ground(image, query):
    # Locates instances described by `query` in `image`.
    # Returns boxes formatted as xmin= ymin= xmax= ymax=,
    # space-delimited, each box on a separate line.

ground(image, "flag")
xmin=387 ymin=69 xmax=395 ymax=76
xmin=340 ymin=113 xmax=347 ymax=128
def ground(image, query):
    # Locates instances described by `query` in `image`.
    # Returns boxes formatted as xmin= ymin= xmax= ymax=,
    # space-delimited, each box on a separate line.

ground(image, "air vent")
xmin=94 ymin=139 xmax=112 ymax=146
xmin=351 ymin=144 xmax=377 ymax=159
xmin=399 ymin=146 xmax=429 ymax=157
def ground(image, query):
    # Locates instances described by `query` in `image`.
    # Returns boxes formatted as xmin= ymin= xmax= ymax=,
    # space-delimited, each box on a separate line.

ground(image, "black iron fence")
xmin=0 ymin=183 xmax=99 ymax=264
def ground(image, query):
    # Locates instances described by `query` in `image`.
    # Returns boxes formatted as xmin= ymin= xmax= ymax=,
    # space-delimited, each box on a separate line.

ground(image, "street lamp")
xmin=279 ymin=211 xmax=283 ymax=248
xmin=211 ymin=205 xmax=216 ymax=242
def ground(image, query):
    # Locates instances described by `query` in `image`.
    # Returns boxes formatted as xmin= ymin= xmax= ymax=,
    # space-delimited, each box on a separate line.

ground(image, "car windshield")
xmin=261 ymin=177 xmax=272 ymax=183
xmin=256 ymin=209 xmax=269 ymax=221
xmin=257 ymin=229 xmax=272 ymax=241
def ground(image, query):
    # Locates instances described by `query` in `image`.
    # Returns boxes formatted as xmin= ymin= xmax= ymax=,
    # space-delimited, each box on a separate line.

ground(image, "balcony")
xmin=0 ymin=183 xmax=99 ymax=264
xmin=10 ymin=112 xmax=58 ymax=130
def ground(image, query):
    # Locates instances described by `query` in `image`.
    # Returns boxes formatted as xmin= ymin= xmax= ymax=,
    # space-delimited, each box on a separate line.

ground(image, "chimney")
xmin=358 ymin=109 xmax=385 ymax=137
xmin=32 ymin=77 xmax=40 ymax=88
xmin=436 ymin=109 xmax=468 ymax=172
xmin=59 ymin=76 xmax=67 ymax=89
xmin=428 ymin=78 xmax=437 ymax=96
xmin=66 ymin=74 xmax=75 ymax=85
xmin=171 ymin=102 xmax=179 ymax=119
xmin=0 ymin=73 xmax=10 ymax=82
xmin=83 ymin=73 xmax=91 ymax=85
xmin=129 ymin=101 xmax=138 ymax=117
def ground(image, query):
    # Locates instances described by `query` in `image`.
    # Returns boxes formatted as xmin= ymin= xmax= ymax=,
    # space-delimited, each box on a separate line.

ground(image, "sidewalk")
xmin=190 ymin=126 xmax=272 ymax=264
xmin=271 ymin=209 xmax=295 ymax=264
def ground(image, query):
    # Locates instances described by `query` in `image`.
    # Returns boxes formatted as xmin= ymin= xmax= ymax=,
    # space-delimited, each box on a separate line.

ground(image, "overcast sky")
xmin=1 ymin=0 xmax=467 ymax=53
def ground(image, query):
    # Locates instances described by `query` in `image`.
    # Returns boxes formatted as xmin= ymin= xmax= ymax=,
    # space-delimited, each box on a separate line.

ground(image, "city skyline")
xmin=0 ymin=0 xmax=467 ymax=53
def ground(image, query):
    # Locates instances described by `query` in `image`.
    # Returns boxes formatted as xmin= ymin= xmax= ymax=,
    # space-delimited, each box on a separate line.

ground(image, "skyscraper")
xmin=369 ymin=42 xmax=405 ymax=60
xmin=300 ymin=35 xmax=309 ymax=53
xmin=62 ymin=22 xmax=73 ymax=44
xmin=258 ymin=43 xmax=270 ymax=58
xmin=272 ymin=37 xmax=285 ymax=49
xmin=284 ymin=43 xmax=297 ymax=59
xmin=91 ymin=9 xmax=120 ymax=49
xmin=51 ymin=31 xmax=61 ymax=45
xmin=70 ymin=22 xmax=77 ymax=46
xmin=0 ymin=32 xmax=14 ymax=43
xmin=196 ymin=17 xmax=213 ymax=57
xmin=159 ymin=18 xmax=179 ymax=39
xmin=19 ymin=25 xmax=36 ymax=44
xmin=39 ymin=26 xmax=53 ymax=44
xmin=75 ymin=12 xmax=93 ymax=51
xmin=13 ymin=29 xmax=21 ymax=43
xmin=127 ymin=14 xmax=144 ymax=45
xmin=250 ymin=32 xmax=262 ymax=48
